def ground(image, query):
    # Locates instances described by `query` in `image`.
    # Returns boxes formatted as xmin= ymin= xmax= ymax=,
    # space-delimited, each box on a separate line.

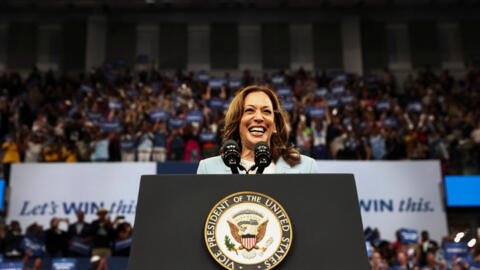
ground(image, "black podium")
xmin=128 ymin=174 xmax=369 ymax=270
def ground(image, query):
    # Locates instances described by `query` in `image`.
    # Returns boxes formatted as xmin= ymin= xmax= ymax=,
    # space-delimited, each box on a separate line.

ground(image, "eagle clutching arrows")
xmin=227 ymin=213 xmax=269 ymax=254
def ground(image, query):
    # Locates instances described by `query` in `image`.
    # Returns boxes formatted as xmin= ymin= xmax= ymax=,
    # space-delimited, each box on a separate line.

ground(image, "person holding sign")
xmin=197 ymin=85 xmax=318 ymax=174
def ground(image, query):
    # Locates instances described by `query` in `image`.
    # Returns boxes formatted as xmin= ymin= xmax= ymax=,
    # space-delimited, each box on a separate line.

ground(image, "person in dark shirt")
xmin=45 ymin=217 xmax=69 ymax=257
xmin=90 ymin=208 xmax=115 ymax=258
xmin=68 ymin=210 xmax=91 ymax=256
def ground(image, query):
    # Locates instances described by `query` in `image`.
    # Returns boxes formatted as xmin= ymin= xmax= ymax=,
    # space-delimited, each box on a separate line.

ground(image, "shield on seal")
xmin=241 ymin=235 xmax=256 ymax=250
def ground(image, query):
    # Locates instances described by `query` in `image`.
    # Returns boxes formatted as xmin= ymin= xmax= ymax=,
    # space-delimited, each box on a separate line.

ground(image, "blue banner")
xmin=315 ymin=87 xmax=328 ymax=97
xmin=169 ymin=118 xmax=186 ymax=129
xmin=444 ymin=242 xmax=469 ymax=261
xmin=341 ymin=95 xmax=355 ymax=105
xmin=272 ymin=75 xmax=285 ymax=85
xmin=281 ymin=100 xmax=295 ymax=112
xmin=186 ymin=110 xmax=203 ymax=123
xmin=276 ymin=87 xmax=292 ymax=97
xmin=382 ymin=117 xmax=397 ymax=128
xmin=399 ymin=228 xmax=419 ymax=244
xmin=366 ymin=241 xmax=372 ymax=257
xmin=87 ymin=111 xmax=103 ymax=123
xmin=376 ymin=101 xmax=390 ymax=111
xmin=334 ymin=73 xmax=347 ymax=82
xmin=108 ymin=100 xmax=123 ymax=110
xmin=197 ymin=72 xmax=210 ymax=83
xmin=200 ymin=132 xmax=216 ymax=143
xmin=229 ymin=79 xmax=242 ymax=89
xmin=99 ymin=121 xmax=121 ymax=132
xmin=80 ymin=84 xmax=93 ymax=94
xmin=69 ymin=236 xmax=91 ymax=256
xmin=0 ymin=262 xmax=22 ymax=270
xmin=209 ymin=98 xmax=226 ymax=110
xmin=327 ymin=98 xmax=339 ymax=107
xmin=470 ymin=263 xmax=480 ymax=270
xmin=331 ymin=85 xmax=345 ymax=95
xmin=21 ymin=235 xmax=44 ymax=257
xmin=308 ymin=107 xmax=326 ymax=118
xmin=407 ymin=102 xmax=422 ymax=113
xmin=209 ymin=79 xmax=224 ymax=89
xmin=120 ymin=139 xmax=136 ymax=151
xmin=114 ymin=237 xmax=132 ymax=251
xmin=126 ymin=88 xmax=139 ymax=97
xmin=52 ymin=258 xmax=77 ymax=270
xmin=150 ymin=109 xmax=166 ymax=121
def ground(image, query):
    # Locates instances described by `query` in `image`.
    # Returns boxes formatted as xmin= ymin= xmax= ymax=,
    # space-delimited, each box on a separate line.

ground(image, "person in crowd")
xmin=152 ymin=120 xmax=168 ymax=162
xmin=1 ymin=132 xmax=21 ymax=184
xmin=90 ymin=255 xmax=109 ymax=270
xmin=90 ymin=131 xmax=110 ymax=162
xmin=113 ymin=222 xmax=132 ymax=256
xmin=68 ymin=210 xmax=91 ymax=257
xmin=90 ymin=208 xmax=115 ymax=258
xmin=21 ymin=223 xmax=45 ymax=270
xmin=197 ymin=85 xmax=319 ymax=174
xmin=45 ymin=217 xmax=69 ymax=257
xmin=120 ymin=124 xmax=137 ymax=162
xmin=371 ymin=251 xmax=388 ymax=270
xmin=136 ymin=122 xmax=153 ymax=162
xmin=419 ymin=231 xmax=439 ymax=267
xmin=4 ymin=220 xmax=23 ymax=259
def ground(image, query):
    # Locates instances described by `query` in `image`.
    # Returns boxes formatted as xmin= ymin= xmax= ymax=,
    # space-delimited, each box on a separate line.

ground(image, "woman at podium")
xmin=197 ymin=85 xmax=319 ymax=174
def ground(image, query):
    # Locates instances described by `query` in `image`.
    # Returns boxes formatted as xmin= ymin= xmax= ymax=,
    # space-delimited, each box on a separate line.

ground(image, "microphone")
xmin=222 ymin=140 xmax=245 ymax=174
xmin=254 ymin=141 xmax=271 ymax=174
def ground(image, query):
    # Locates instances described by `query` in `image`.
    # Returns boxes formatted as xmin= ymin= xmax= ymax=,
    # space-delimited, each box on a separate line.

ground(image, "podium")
xmin=128 ymin=174 xmax=369 ymax=269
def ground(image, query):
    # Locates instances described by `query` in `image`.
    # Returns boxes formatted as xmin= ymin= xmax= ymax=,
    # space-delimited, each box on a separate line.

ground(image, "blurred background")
xmin=0 ymin=0 xmax=480 ymax=269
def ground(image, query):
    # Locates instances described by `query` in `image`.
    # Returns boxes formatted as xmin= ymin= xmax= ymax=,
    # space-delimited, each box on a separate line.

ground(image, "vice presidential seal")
xmin=204 ymin=191 xmax=293 ymax=270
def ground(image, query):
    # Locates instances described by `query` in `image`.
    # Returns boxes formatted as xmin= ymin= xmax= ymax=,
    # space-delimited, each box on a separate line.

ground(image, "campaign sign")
xmin=197 ymin=72 xmax=210 ymax=83
xmin=52 ymin=258 xmax=76 ymax=270
xmin=376 ymin=101 xmax=390 ymax=111
xmin=400 ymin=228 xmax=419 ymax=244
xmin=327 ymin=97 xmax=339 ymax=107
xmin=332 ymin=85 xmax=345 ymax=95
xmin=87 ymin=111 xmax=103 ymax=123
xmin=114 ymin=237 xmax=132 ymax=251
xmin=168 ymin=118 xmax=186 ymax=129
xmin=120 ymin=139 xmax=136 ymax=151
xmin=209 ymin=98 xmax=226 ymax=110
xmin=150 ymin=109 xmax=166 ymax=121
xmin=229 ymin=79 xmax=242 ymax=89
xmin=200 ymin=132 xmax=216 ymax=143
xmin=366 ymin=241 xmax=373 ymax=257
xmin=335 ymin=73 xmax=348 ymax=82
xmin=69 ymin=237 xmax=91 ymax=256
xmin=80 ymin=85 xmax=93 ymax=94
xmin=209 ymin=79 xmax=224 ymax=89
xmin=99 ymin=121 xmax=121 ymax=132
xmin=341 ymin=95 xmax=355 ymax=105
xmin=21 ymin=235 xmax=44 ymax=257
xmin=382 ymin=117 xmax=398 ymax=128
xmin=0 ymin=262 xmax=23 ymax=270
xmin=281 ymin=100 xmax=295 ymax=112
xmin=407 ymin=102 xmax=422 ymax=113
xmin=277 ymin=87 xmax=292 ymax=97
xmin=272 ymin=75 xmax=285 ymax=85
xmin=0 ymin=254 xmax=2 ymax=262
xmin=186 ymin=110 xmax=203 ymax=123
xmin=315 ymin=87 xmax=328 ymax=97
xmin=470 ymin=263 xmax=480 ymax=270
xmin=108 ymin=100 xmax=123 ymax=110
xmin=126 ymin=89 xmax=139 ymax=97
xmin=308 ymin=107 xmax=326 ymax=118
xmin=445 ymin=242 xmax=469 ymax=261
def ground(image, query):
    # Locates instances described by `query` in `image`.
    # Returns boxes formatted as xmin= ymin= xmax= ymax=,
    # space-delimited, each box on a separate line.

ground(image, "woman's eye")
xmin=263 ymin=110 xmax=272 ymax=114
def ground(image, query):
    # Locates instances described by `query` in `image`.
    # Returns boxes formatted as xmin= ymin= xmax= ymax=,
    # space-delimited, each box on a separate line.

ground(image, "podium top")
xmin=128 ymin=174 xmax=369 ymax=270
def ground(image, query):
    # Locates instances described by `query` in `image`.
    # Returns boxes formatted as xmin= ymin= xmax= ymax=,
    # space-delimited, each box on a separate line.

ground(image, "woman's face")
xmin=239 ymin=91 xmax=276 ymax=151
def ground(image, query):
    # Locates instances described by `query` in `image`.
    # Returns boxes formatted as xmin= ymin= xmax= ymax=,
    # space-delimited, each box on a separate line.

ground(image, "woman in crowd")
xmin=197 ymin=85 xmax=318 ymax=174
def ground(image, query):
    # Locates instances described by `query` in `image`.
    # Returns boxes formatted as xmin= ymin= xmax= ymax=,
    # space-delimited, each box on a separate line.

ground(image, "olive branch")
xmin=224 ymin=235 xmax=236 ymax=251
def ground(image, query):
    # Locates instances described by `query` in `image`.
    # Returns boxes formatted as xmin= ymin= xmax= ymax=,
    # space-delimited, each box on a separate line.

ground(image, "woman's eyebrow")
xmin=245 ymin=104 xmax=272 ymax=109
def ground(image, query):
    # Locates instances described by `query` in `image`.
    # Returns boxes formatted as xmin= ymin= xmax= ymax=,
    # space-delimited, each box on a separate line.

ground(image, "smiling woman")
xmin=197 ymin=85 xmax=319 ymax=174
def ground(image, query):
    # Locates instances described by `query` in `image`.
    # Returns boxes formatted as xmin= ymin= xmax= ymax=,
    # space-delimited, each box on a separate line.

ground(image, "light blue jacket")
xmin=196 ymin=155 xmax=319 ymax=174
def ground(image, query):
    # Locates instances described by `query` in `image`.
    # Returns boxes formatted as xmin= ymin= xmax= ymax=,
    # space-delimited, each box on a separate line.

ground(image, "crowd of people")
xmin=0 ymin=66 xmax=479 ymax=180
xmin=0 ymin=209 xmax=131 ymax=269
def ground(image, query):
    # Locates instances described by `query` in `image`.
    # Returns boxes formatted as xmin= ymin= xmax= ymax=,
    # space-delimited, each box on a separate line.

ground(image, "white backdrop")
xmin=9 ymin=163 xmax=156 ymax=232
xmin=316 ymin=160 xmax=447 ymax=242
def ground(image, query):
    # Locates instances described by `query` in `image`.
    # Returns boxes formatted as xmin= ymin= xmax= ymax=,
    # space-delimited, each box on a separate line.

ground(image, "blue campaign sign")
xmin=126 ymin=88 xmax=139 ymax=97
xmin=209 ymin=79 xmax=224 ymax=89
xmin=341 ymin=95 xmax=355 ymax=105
xmin=152 ymin=81 xmax=160 ymax=93
xmin=21 ymin=235 xmax=44 ymax=257
xmin=229 ymin=79 xmax=242 ymax=89
xmin=197 ymin=72 xmax=210 ymax=82
xmin=69 ymin=237 xmax=91 ymax=255
xmin=0 ymin=254 xmax=2 ymax=262
xmin=470 ymin=263 xmax=480 ymax=270
xmin=99 ymin=121 xmax=121 ymax=132
xmin=444 ymin=242 xmax=469 ymax=261
xmin=281 ymin=100 xmax=295 ymax=112
xmin=308 ymin=107 xmax=326 ymax=118
xmin=0 ymin=262 xmax=23 ymax=270
xmin=335 ymin=73 xmax=348 ymax=82
xmin=108 ymin=100 xmax=123 ymax=110
xmin=315 ymin=87 xmax=328 ymax=97
xmin=272 ymin=75 xmax=285 ymax=85
xmin=150 ymin=109 xmax=166 ymax=121
xmin=209 ymin=98 xmax=226 ymax=110
xmin=376 ymin=100 xmax=391 ymax=111
xmin=331 ymin=85 xmax=345 ymax=95
xmin=0 ymin=180 xmax=4 ymax=211
xmin=52 ymin=258 xmax=77 ymax=270
xmin=382 ymin=117 xmax=398 ymax=128
xmin=445 ymin=175 xmax=480 ymax=207
xmin=80 ymin=84 xmax=92 ymax=94
xmin=276 ymin=87 xmax=292 ymax=97
xmin=366 ymin=241 xmax=372 ymax=257
xmin=186 ymin=110 xmax=203 ymax=123
xmin=407 ymin=102 xmax=422 ymax=113
xmin=327 ymin=97 xmax=339 ymax=107
xmin=87 ymin=111 xmax=103 ymax=123
xmin=169 ymin=117 xmax=186 ymax=129
xmin=400 ymin=228 xmax=419 ymax=244
xmin=200 ymin=132 xmax=216 ymax=143
xmin=120 ymin=138 xmax=136 ymax=151
xmin=114 ymin=237 xmax=132 ymax=251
